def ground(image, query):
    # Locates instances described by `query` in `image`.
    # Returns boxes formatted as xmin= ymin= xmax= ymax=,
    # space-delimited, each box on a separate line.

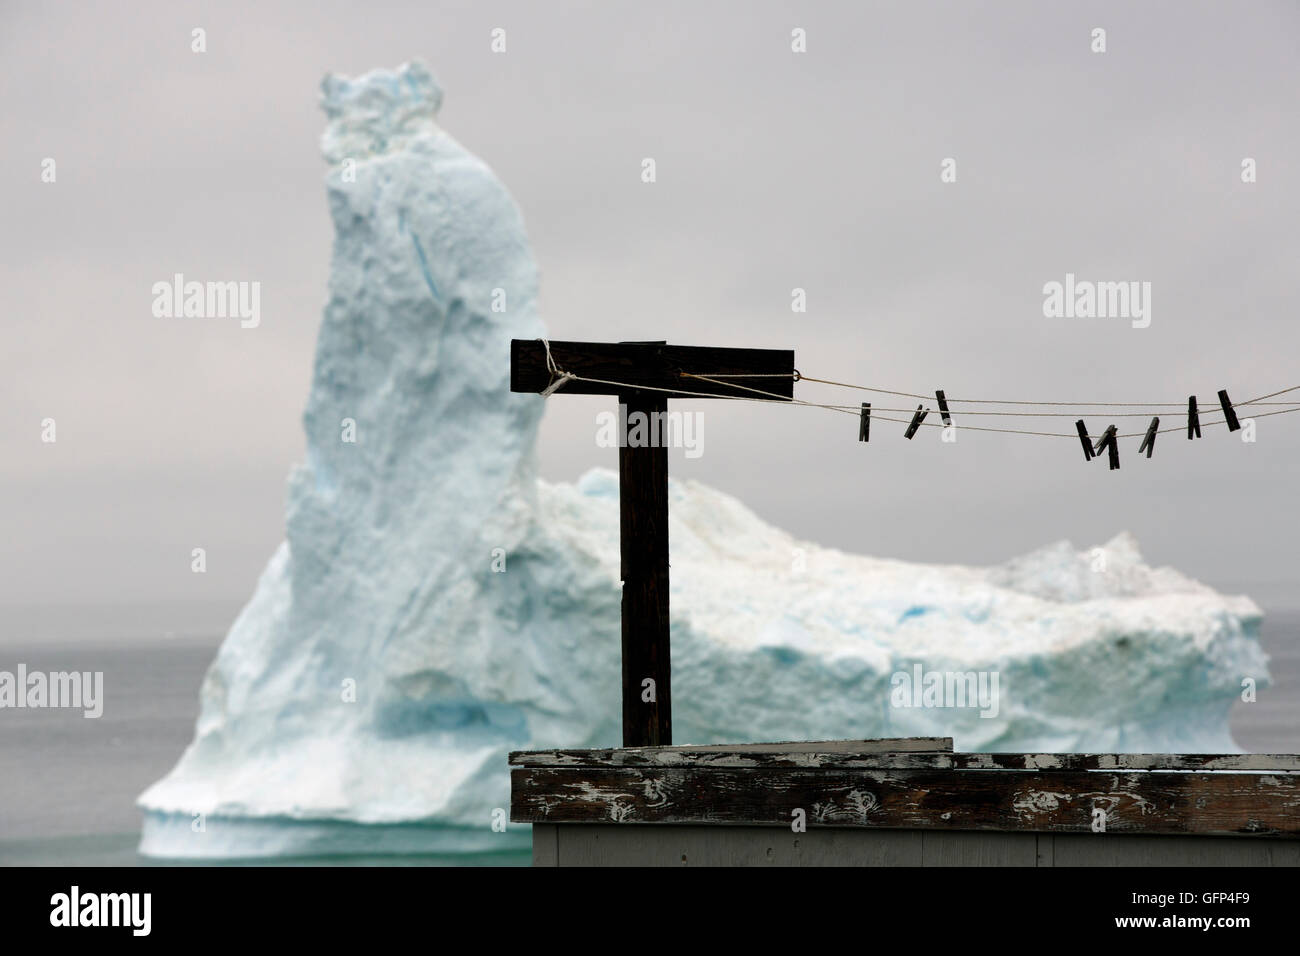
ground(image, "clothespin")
xmin=904 ymin=405 xmax=928 ymax=439
xmin=935 ymin=390 xmax=952 ymax=427
xmin=1075 ymin=420 xmax=1094 ymax=461
xmin=1094 ymin=425 xmax=1119 ymax=470
xmin=858 ymin=403 xmax=871 ymax=442
xmin=1137 ymin=417 xmax=1160 ymax=458
xmin=1218 ymin=389 xmax=1241 ymax=432
xmin=1187 ymin=396 xmax=1201 ymax=439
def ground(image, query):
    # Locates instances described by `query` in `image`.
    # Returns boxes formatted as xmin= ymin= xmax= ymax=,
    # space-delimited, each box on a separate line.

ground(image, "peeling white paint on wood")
xmin=512 ymin=757 xmax=1300 ymax=838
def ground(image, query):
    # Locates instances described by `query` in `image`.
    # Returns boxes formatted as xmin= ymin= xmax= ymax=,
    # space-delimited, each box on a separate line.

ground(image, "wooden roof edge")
xmin=508 ymin=748 xmax=1300 ymax=771
xmin=508 ymin=737 xmax=953 ymax=765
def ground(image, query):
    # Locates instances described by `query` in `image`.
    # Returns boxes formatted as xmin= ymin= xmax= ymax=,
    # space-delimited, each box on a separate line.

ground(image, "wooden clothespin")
xmin=1187 ymin=396 xmax=1201 ymax=439
xmin=935 ymin=390 xmax=952 ymax=427
xmin=858 ymin=403 xmax=871 ymax=442
xmin=904 ymin=405 xmax=928 ymax=439
xmin=1075 ymin=420 xmax=1094 ymax=461
xmin=1137 ymin=417 xmax=1160 ymax=458
xmin=1094 ymin=425 xmax=1119 ymax=470
xmin=1218 ymin=389 xmax=1241 ymax=432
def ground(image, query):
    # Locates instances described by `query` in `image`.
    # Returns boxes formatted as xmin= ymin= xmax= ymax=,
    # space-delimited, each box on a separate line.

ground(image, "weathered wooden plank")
xmin=511 ymin=766 xmax=1300 ymax=837
xmin=510 ymin=339 xmax=795 ymax=399
xmin=1035 ymin=832 xmax=1055 ymax=867
xmin=531 ymin=823 xmax=559 ymax=867
xmin=649 ymin=737 xmax=953 ymax=754
xmin=546 ymin=825 xmax=1300 ymax=866
xmin=920 ymin=830 xmax=1039 ymax=866
xmin=509 ymin=737 xmax=952 ymax=766
xmin=552 ymin=824 xmax=925 ymax=867
xmin=620 ymin=391 xmax=670 ymax=747
xmin=508 ymin=748 xmax=1300 ymax=771
xmin=1048 ymin=832 xmax=1300 ymax=867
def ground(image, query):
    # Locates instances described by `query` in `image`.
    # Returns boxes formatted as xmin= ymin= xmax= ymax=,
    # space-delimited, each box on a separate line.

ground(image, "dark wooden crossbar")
xmin=510 ymin=338 xmax=796 ymax=747
xmin=510 ymin=339 xmax=795 ymax=399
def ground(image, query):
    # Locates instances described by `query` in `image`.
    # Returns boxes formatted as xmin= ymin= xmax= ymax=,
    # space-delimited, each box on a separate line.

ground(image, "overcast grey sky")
xmin=2 ymin=0 xmax=1298 ymax=616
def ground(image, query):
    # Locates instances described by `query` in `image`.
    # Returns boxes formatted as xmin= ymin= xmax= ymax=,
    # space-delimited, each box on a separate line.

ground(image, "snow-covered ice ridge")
xmin=137 ymin=62 xmax=1267 ymax=859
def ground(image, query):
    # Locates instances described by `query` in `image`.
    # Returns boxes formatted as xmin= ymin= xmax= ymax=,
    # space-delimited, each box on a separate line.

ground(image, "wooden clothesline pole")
xmin=510 ymin=339 xmax=795 ymax=747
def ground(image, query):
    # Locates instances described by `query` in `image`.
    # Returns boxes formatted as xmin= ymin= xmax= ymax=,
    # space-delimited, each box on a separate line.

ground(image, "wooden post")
xmin=619 ymin=392 xmax=670 ymax=746
xmin=510 ymin=338 xmax=795 ymax=749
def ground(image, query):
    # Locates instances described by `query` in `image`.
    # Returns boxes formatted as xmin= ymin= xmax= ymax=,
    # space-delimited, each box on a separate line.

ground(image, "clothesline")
xmin=532 ymin=338 xmax=1300 ymax=442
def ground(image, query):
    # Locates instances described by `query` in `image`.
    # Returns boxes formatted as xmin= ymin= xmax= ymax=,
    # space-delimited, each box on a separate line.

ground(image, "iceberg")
xmin=137 ymin=62 xmax=1268 ymax=859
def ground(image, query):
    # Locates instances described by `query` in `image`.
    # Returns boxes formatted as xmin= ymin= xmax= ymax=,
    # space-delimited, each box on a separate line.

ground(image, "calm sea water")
xmin=1 ymin=603 xmax=1296 ymax=866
